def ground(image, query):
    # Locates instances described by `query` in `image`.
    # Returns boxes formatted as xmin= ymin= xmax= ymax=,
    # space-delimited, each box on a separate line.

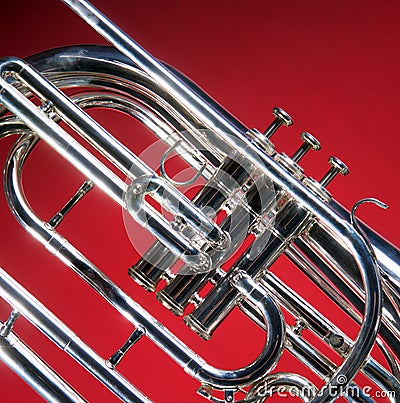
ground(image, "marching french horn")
xmin=0 ymin=0 xmax=398 ymax=402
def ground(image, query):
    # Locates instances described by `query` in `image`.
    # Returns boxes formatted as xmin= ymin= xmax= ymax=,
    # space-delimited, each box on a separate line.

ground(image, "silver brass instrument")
xmin=0 ymin=0 xmax=399 ymax=402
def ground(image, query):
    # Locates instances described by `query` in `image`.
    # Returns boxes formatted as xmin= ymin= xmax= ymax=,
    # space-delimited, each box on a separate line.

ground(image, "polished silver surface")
xmin=0 ymin=314 xmax=87 ymax=403
xmin=0 ymin=0 xmax=398 ymax=402
xmin=0 ymin=263 xmax=151 ymax=402
xmin=0 ymin=56 xmax=224 ymax=271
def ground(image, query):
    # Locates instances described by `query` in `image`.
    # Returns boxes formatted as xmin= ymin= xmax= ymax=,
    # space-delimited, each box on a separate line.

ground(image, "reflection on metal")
xmin=0 ymin=0 xmax=398 ymax=402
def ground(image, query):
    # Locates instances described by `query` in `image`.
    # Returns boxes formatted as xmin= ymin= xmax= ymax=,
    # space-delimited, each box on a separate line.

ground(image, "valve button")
xmin=320 ymin=156 xmax=349 ymax=187
xmin=328 ymin=156 xmax=349 ymax=175
xmin=273 ymin=107 xmax=293 ymax=127
xmin=263 ymin=107 xmax=293 ymax=139
xmin=292 ymin=131 xmax=321 ymax=163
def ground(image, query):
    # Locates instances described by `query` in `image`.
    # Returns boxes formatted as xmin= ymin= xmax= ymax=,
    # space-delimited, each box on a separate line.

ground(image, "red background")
xmin=0 ymin=0 xmax=399 ymax=402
